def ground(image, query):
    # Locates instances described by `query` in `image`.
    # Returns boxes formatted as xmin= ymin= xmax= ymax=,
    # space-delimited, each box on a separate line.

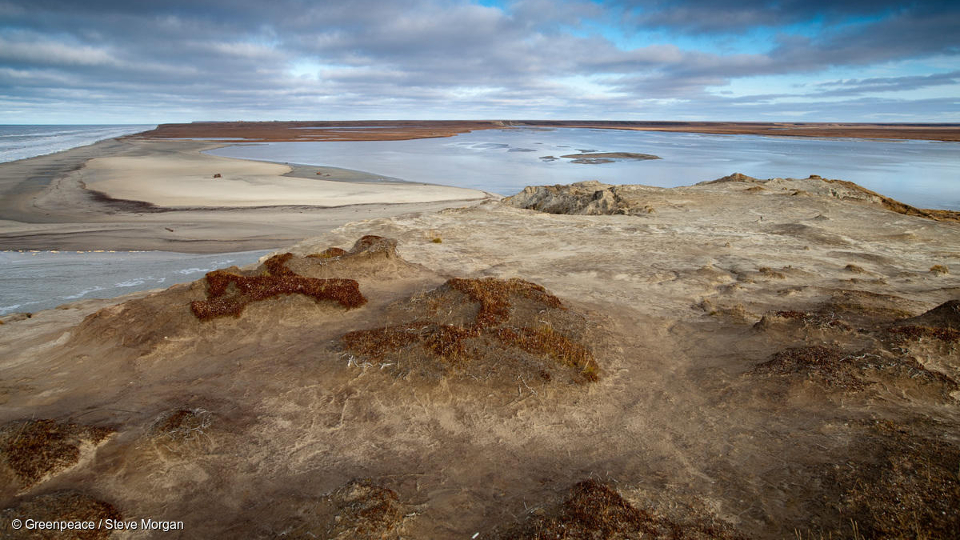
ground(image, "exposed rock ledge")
xmin=503 ymin=180 xmax=655 ymax=215
xmin=505 ymin=173 xmax=960 ymax=222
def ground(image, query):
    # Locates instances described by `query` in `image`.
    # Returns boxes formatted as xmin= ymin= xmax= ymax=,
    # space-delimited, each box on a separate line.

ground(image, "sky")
xmin=0 ymin=0 xmax=958 ymax=123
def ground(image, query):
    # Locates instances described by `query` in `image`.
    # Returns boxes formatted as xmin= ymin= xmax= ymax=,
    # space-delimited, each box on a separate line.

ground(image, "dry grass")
xmin=307 ymin=247 xmax=348 ymax=259
xmin=1 ymin=491 xmax=122 ymax=540
xmin=837 ymin=421 xmax=960 ymax=539
xmin=844 ymin=264 xmax=867 ymax=274
xmin=889 ymin=325 xmax=960 ymax=343
xmin=762 ymin=310 xmax=852 ymax=331
xmin=494 ymin=325 xmax=598 ymax=381
xmin=499 ymin=480 xmax=744 ymax=539
xmin=0 ymin=419 xmax=113 ymax=489
xmin=929 ymin=264 xmax=949 ymax=275
xmin=150 ymin=408 xmax=213 ymax=446
xmin=328 ymin=479 xmax=403 ymax=539
xmin=446 ymin=277 xmax=563 ymax=328
xmin=190 ymin=252 xmax=366 ymax=320
xmin=342 ymin=277 xmax=599 ymax=383
xmin=343 ymin=322 xmax=476 ymax=366
xmin=752 ymin=346 xmax=957 ymax=396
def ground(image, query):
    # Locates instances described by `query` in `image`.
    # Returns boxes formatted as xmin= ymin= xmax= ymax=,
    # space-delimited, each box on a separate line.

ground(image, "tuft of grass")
xmin=494 ymin=325 xmax=598 ymax=381
xmin=768 ymin=310 xmax=852 ymax=331
xmin=0 ymin=420 xmax=114 ymax=488
xmin=753 ymin=345 xmax=957 ymax=395
xmin=500 ymin=480 xmax=744 ymax=539
xmin=328 ymin=479 xmax=403 ymax=539
xmin=431 ymin=237 xmax=443 ymax=243
xmin=190 ymin=252 xmax=366 ymax=320
xmin=343 ymin=322 xmax=475 ymax=366
xmin=930 ymin=264 xmax=949 ymax=275
xmin=151 ymin=408 xmax=213 ymax=444
xmin=844 ymin=264 xmax=866 ymax=274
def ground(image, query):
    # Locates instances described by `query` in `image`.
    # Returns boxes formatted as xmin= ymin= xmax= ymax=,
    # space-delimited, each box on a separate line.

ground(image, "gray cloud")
xmin=0 ymin=0 xmax=956 ymax=122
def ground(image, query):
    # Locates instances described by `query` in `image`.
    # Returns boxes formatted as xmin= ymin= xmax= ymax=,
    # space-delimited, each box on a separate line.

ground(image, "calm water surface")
xmin=0 ymin=250 xmax=271 ymax=315
xmin=209 ymin=128 xmax=960 ymax=210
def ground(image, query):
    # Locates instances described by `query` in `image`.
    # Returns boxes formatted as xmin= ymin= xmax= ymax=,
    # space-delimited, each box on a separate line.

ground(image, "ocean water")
xmin=0 ymin=124 xmax=154 ymax=163
xmin=209 ymin=128 xmax=960 ymax=210
xmin=0 ymin=250 xmax=271 ymax=316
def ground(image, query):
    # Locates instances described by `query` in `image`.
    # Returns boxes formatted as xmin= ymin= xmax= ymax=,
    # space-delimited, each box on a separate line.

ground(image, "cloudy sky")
xmin=1 ymin=0 xmax=957 ymax=123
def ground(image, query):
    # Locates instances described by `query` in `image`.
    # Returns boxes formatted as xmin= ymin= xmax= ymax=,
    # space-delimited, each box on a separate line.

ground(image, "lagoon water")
xmin=209 ymin=128 xmax=960 ymax=210
xmin=0 ymin=250 xmax=271 ymax=316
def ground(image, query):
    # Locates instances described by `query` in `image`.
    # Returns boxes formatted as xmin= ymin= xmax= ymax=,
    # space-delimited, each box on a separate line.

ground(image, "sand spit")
xmin=0 ymin=138 xmax=492 ymax=252
xmin=1 ymin=175 xmax=959 ymax=538
xmin=559 ymin=152 xmax=661 ymax=164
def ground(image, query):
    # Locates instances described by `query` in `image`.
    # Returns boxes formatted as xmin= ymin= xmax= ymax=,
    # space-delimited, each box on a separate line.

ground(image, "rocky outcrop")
xmin=503 ymin=181 xmax=654 ymax=215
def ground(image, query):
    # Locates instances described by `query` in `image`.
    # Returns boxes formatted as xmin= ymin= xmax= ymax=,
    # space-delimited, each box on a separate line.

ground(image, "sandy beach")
xmin=0 ymin=138 xmax=492 ymax=252
xmin=0 ymin=128 xmax=958 ymax=537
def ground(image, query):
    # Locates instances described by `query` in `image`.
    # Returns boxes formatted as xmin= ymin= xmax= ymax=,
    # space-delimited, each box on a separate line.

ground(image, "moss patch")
xmin=0 ymin=420 xmax=114 ymax=489
xmin=190 ymin=252 xmax=366 ymax=320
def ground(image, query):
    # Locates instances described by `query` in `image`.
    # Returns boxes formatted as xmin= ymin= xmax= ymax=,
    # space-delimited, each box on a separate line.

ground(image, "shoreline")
xmin=135 ymin=120 xmax=960 ymax=142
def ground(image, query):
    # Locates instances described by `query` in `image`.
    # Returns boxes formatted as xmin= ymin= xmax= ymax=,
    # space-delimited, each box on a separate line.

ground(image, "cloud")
xmin=0 ymin=0 xmax=956 ymax=122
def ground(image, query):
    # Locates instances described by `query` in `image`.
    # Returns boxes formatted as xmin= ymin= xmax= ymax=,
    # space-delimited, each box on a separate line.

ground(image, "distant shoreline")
xmin=134 ymin=120 xmax=960 ymax=142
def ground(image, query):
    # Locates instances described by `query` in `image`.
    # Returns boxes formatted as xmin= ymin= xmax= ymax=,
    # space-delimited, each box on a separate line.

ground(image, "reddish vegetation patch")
xmin=342 ymin=277 xmax=599 ymax=382
xmin=1 ymin=491 xmax=122 ymax=540
xmin=190 ymin=252 xmax=366 ymax=320
xmin=448 ymin=277 xmax=562 ymax=327
xmin=0 ymin=420 xmax=114 ymax=488
xmin=500 ymin=480 xmax=743 ymax=539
